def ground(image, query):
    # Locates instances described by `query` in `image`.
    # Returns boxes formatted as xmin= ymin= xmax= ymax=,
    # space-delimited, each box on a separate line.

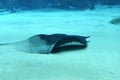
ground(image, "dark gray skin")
xmin=0 ymin=34 xmax=90 ymax=54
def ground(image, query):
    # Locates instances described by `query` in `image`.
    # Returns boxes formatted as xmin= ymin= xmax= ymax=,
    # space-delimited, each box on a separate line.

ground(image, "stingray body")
xmin=0 ymin=34 xmax=90 ymax=54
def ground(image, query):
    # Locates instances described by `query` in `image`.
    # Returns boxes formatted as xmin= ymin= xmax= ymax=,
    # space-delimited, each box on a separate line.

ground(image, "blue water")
xmin=0 ymin=0 xmax=120 ymax=80
xmin=0 ymin=0 xmax=120 ymax=12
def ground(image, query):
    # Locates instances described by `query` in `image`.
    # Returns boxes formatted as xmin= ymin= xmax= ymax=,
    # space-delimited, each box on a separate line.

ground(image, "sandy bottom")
xmin=0 ymin=6 xmax=120 ymax=80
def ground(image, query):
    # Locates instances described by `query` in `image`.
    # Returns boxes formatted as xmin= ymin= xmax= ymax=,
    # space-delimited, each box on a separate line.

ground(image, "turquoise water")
xmin=0 ymin=0 xmax=120 ymax=80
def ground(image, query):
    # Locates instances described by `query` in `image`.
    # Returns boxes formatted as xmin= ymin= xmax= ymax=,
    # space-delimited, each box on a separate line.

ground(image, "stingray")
xmin=0 ymin=34 xmax=90 ymax=54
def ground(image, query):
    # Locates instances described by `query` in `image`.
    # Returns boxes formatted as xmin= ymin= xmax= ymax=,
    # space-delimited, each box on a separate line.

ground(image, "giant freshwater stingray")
xmin=0 ymin=34 xmax=90 ymax=54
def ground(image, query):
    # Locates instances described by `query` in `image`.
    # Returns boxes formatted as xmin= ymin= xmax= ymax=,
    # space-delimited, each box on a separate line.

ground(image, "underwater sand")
xmin=0 ymin=6 xmax=120 ymax=80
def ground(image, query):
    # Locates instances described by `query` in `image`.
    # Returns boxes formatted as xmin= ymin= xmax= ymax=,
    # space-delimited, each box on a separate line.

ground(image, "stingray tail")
xmin=0 ymin=43 xmax=10 ymax=45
